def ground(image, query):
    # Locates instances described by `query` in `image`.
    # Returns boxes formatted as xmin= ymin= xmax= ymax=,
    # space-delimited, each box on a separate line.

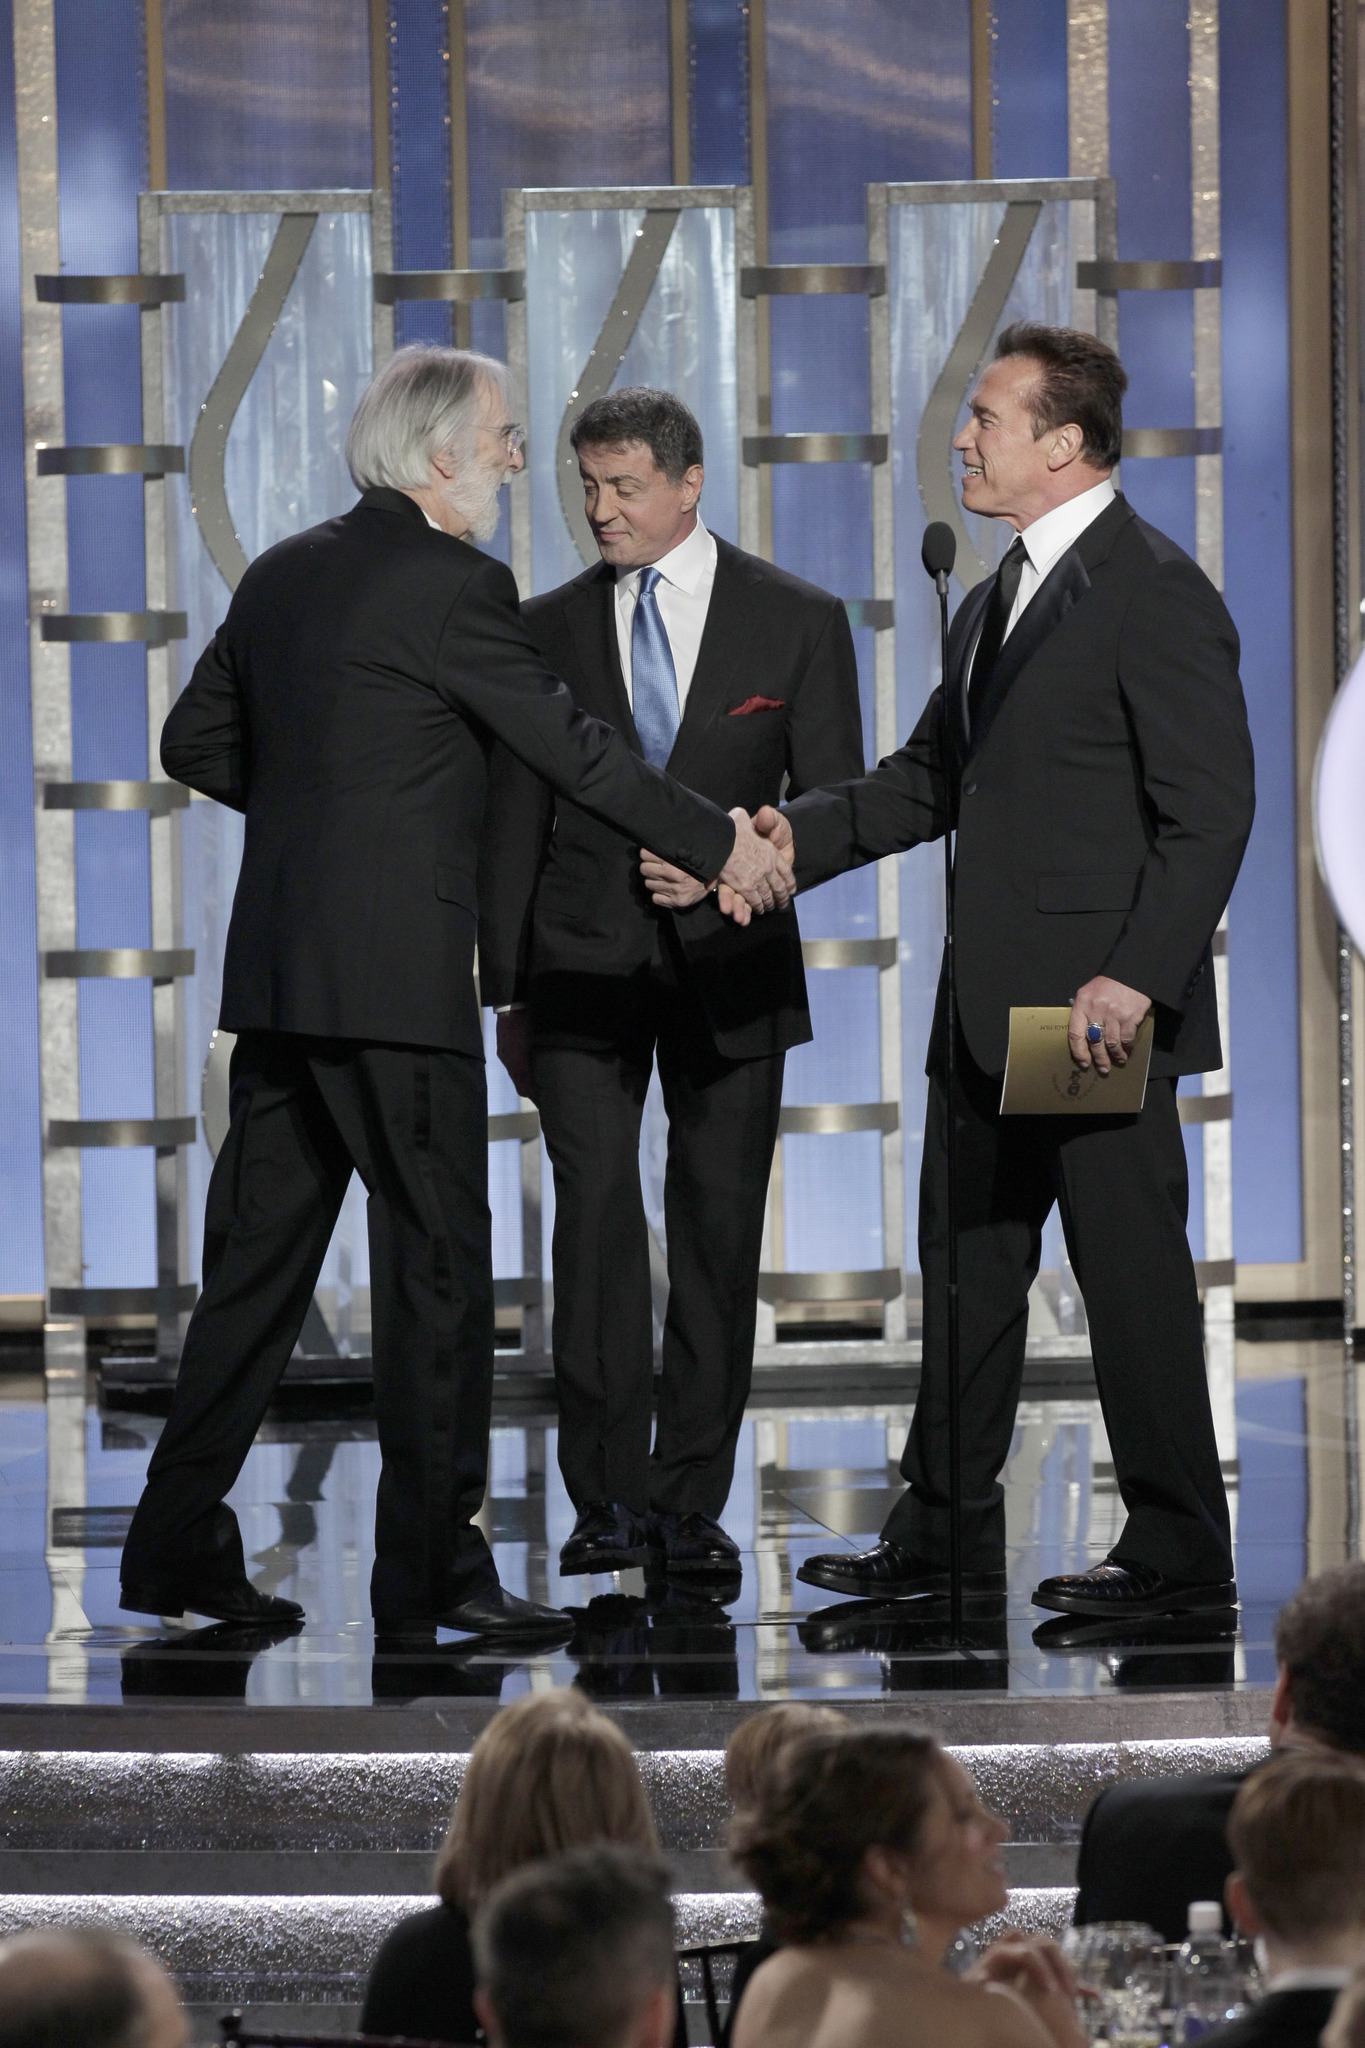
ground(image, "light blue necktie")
xmin=631 ymin=564 xmax=680 ymax=767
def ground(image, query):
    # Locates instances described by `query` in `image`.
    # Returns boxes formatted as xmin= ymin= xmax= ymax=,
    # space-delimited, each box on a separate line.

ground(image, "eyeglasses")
xmin=501 ymin=423 xmax=525 ymax=455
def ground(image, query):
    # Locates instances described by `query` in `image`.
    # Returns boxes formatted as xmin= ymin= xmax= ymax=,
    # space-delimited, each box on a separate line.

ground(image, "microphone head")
xmin=921 ymin=521 xmax=956 ymax=579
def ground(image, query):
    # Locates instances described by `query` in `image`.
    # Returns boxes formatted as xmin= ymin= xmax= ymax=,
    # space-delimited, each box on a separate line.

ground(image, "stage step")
xmin=0 ymin=1735 xmax=1265 ymax=2021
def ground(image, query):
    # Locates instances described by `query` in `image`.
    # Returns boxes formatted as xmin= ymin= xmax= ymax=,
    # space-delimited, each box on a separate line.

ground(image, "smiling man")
xmin=480 ymin=387 xmax=863 ymax=1584
xmin=647 ymin=325 xmax=1256 ymax=1625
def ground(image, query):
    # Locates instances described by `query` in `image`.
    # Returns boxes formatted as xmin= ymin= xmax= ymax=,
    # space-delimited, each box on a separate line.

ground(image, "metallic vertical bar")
xmin=448 ymin=0 xmax=472 ymax=348
xmin=140 ymin=192 xmax=189 ymax=1364
xmin=369 ymin=0 xmax=391 ymax=195
xmin=44 ymin=1319 xmax=89 ymax=1697
xmin=15 ymin=0 xmax=81 ymax=1341
xmin=1329 ymin=0 xmax=1360 ymax=1552
xmin=669 ymin=0 xmax=690 ymax=186
xmin=143 ymin=0 xmax=167 ymax=190
xmin=747 ymin=0 xmax=773 ymax=560
xmin=868 ymin=183 xmax=905 ymax=1344
xmin=520 ymin=1130 xmax=544 ymax=1361
xmin=1067 ymin=4 xmax=1116 ymax=350
xmin=1067 ymin=1 xmax=1109 ymax=177
xmin=735 ymin=187 xmax=760 ymax=559
xmin=737 ymin=181 xmax=770 ymax=1346
xmin=1189 ymin=1 xmax=1236 ymax=1465
xmin=504 ymin=191 xmax=530 ymax=596
xmin=971 ymin=0 xmax=993 ymax=179
xmin=371 ymin=183 xmax=394 ymax=370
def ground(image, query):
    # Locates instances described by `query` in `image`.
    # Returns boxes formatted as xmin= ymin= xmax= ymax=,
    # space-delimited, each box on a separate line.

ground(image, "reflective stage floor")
xmin=1 ymin=1328 xmax=1357 ymax=1719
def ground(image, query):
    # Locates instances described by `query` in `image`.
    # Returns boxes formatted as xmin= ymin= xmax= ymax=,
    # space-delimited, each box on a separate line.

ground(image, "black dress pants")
xmin=121 ymin=1030 xmax=497 ymax=1620
xmin=532 ymin=973 xmax=784 ymax=1520
xmin=884 ymin=1038 xmax=1233 ymax=1583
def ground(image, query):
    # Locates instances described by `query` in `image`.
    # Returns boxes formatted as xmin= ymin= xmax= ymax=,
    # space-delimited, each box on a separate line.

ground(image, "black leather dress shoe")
xmin=797 ymin=1539 xmax=1006 ymax=1601
xmin=376 ymin=1585 xmax=575 ymax=1648
xmin=120 ymin=1576 xmax=304 ymax=1624
xmin=648 ymin=1510 xmax=740 ymax=1575
xmin=559 ymin=1501 xmax=650 ymax=1575
xmin=1031 ymin=1556 xmax=1238 ymax=1618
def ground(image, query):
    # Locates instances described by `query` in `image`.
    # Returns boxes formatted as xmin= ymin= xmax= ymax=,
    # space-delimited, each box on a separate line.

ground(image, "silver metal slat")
xmin=43 ymin=948 xmax=194 ymax=980
xmin=36 ymin=444 xmax=184 ymax=475
xmin=48 ymin=1117 xmax=198 ymax=1148
xmin=743 ymin=432 xmax=887 ymax=465
xmin=372 ymin=268 xmax=525 ymax=303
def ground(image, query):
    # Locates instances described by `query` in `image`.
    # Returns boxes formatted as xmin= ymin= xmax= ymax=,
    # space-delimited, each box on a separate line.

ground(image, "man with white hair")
xmin=0 ymin=1927 xmax=189 ymax=2048
xmin=120 ymin=345 xmax=790 ymax=1646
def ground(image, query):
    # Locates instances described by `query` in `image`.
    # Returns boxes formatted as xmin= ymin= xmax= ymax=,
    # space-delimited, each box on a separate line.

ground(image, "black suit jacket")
xmin=1203 ymin=1987 xmax=1340 ymax=2048
xmin=161 ymin=489 xmax=736 ymax=1057
xmin=782 ymin=495 xmax=1255 ymax=1078
xmin=1074 ymin=1768 xmax=1252 ymax=1943
xmin=478 ymin=535 xmax=865 ymax=1061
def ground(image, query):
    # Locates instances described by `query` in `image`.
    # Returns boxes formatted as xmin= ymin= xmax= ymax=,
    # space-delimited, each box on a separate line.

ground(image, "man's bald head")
xmin=0 ymin=1928 xmax=188 ymax=2048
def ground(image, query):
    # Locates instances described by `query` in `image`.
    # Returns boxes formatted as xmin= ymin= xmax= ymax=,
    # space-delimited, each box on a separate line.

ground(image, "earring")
xmin=900 ymin=1905 xmax=919 ymax=1950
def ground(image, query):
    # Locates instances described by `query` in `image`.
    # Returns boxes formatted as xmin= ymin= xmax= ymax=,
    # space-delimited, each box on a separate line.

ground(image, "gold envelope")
xmin=999 ymin=1007 xmax=1154 ymax=1115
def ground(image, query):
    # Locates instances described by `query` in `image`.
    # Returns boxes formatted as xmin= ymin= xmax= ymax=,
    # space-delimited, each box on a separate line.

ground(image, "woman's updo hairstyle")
xmin=729 ymin=1726 xmax=944 ymax=1944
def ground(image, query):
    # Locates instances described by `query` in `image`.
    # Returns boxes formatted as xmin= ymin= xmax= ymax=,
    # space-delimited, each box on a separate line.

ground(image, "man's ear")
xmin=680 ymin=463 xmax=704 ymax=511
xmin=1045 ymin=423 xmax=1085 ymax=471
xmin=1226 ymin=1871 xmax=1264 ymax=1939
xmin=473 ymin=1985 xmax=500 ymax=2044
xmin=1268 ymin=1663 xmax=1295 ymax=1744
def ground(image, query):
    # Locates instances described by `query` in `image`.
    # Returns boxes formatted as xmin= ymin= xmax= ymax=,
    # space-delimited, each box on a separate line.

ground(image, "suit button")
xmin=962 ymin=781 xmax=977 ymax=795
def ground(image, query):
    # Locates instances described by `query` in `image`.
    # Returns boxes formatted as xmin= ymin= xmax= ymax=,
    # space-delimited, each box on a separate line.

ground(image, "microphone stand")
xmin=934 ymin=562 xmax=964 ymax=1646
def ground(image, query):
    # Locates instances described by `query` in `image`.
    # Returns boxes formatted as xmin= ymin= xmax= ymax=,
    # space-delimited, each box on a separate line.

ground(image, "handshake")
xmin=641 ymin=805 xmax=795 ymax=926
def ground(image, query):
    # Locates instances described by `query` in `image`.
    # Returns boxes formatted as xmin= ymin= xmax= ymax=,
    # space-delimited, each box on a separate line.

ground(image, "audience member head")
xmin=437 ymin=1690 xmax=659 ymax=1910
xmin=472 ymin=1844 xmax=675 ymax=2048
xmin=1324 ymin=1962 xmax=1365 ymax=2048
xmin=1270 ymin=1562 xmax=1365 ymax=1752
xmin=346 ymin=343 xmax=518 ymax=542
xmin=724 ymin=1704 xmax=847 ymax=1814
xmin=1226 ymin=1751 xmax=1365 ymax=1972
xmin=731 ymin=1726 xmax=1007 ymax=1963
xmin=0 ymin=1927 xmax=188 ymax=2048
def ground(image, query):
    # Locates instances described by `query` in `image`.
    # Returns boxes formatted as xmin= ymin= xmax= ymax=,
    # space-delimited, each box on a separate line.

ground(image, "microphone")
xmin=921 ymin=520 xmax=956 ymax=590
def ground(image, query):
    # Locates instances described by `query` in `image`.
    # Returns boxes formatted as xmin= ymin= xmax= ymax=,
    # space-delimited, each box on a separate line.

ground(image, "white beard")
xmin=446 ymin=464 xmax=504 ymax=544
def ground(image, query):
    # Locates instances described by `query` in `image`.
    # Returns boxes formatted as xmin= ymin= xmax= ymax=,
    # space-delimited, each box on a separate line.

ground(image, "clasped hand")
xmin=640 ymin=804 xmax=794 ymax=927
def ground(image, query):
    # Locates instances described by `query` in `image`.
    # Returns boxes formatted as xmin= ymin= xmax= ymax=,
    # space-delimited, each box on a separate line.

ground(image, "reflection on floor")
xmin=0 ymin=1334 xmax=1358 ymax=1709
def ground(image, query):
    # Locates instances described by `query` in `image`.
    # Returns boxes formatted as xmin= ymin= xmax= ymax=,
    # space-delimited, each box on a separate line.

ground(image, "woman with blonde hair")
xmin=730 ymin=1726 xmax=1087 ymax=2048
xmin=362 ymin=1689 xmax=659 ymax=2042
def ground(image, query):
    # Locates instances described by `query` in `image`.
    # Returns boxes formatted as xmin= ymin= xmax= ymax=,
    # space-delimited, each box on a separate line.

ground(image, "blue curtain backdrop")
xmin=56 ymin=0 xmax=157 ymax=1293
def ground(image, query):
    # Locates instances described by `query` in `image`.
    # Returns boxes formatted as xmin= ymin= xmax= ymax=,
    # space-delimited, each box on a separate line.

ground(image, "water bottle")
xmin=1172 ymin=1900 xmax=1243 ymax=2040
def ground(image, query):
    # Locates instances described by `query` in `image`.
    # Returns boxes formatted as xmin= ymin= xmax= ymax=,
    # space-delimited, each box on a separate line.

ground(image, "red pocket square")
xmin=728 ymin=695 xmax=785 ymax=716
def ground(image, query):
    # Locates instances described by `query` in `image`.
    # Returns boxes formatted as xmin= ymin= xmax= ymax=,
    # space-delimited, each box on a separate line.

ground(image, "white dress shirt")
xmin=614 ymin=516 xmax=718 ymax=711
xmin=1003 ymin=474 xmax=1116 ymax=639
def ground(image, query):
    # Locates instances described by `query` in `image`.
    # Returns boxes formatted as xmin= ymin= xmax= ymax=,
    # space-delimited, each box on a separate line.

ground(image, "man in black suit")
xmin=653 ymin=323 xmax=1255 ymax=1616
xmin=119 ymin=347 xmax=792 ymax=1642
xmin=480 ymin=388 xmax=864 ymax=1580
xmin=1204 ymin=1753 xmax=1365 ymax=2048
xmin=1074 ymin=1562 xmax=1365 ymax=1941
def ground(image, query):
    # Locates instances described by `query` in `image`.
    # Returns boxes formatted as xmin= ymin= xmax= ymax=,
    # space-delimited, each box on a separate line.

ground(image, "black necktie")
xmin=966 ymin=535 xmax=1028 ymax=734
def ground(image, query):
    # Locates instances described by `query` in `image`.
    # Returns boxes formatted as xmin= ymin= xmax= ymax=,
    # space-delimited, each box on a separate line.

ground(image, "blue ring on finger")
xmin=1086 ymin=1023 xmax=1104 ymax=1044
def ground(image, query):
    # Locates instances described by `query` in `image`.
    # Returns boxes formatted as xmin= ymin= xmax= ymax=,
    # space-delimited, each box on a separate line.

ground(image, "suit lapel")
xmin=967 ymin=495 xmax=1133 ymax=760
xmin=564 ymin=564 xmax=640 ymax=750
xmin=665 ymin=540 xmax=763 ymax=780
xmin=947 ymin=579 xmax=993 ymax=761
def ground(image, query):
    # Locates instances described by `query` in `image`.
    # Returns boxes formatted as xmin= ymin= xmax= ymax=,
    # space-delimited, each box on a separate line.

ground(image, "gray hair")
xmin=472 ymin=1845 xmax=675 ymax=2048
xmin=346 ymin=343 xmax=511 ymax=492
